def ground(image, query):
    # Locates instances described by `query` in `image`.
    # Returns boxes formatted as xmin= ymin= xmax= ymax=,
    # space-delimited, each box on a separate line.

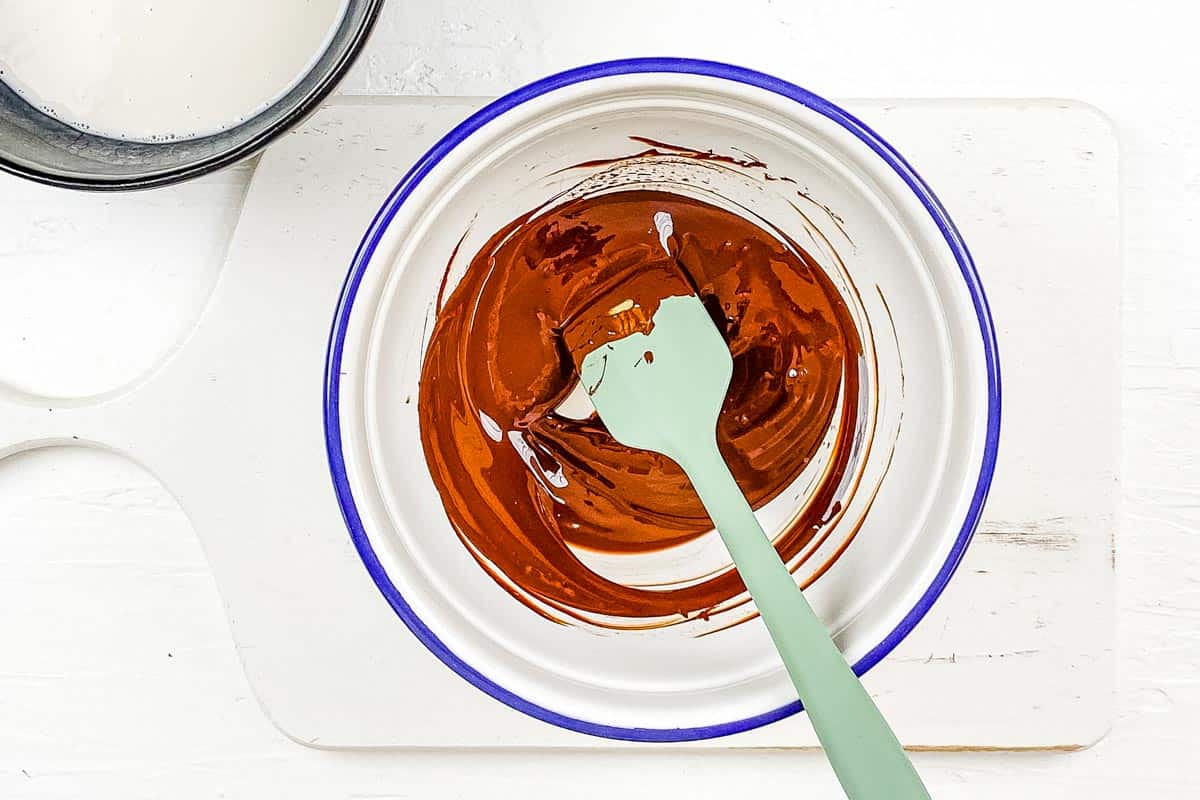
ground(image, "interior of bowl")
xmin=0 ymin=0 xmax=381 ymax=190
xmin=326 ymin=61 xmax=998 ymax=740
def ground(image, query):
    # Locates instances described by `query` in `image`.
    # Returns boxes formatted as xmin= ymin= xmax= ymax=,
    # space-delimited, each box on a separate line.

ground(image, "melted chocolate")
xmin=418 ymin=190 xmax=863 ymax=626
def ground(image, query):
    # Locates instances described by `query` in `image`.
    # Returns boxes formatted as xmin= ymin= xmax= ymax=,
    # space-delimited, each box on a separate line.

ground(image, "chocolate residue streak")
xmin=418 ymin=189 xmax=864 ymax=626
xmin=628 ymin=136 xmax=770 ymax=170
xmin=436 ymin=228 xmax=472 ymax=314
xmin=560 ymin=136 xmax=854 ymax=248
xmin=561 ymin=137 xmax=771 ymax=175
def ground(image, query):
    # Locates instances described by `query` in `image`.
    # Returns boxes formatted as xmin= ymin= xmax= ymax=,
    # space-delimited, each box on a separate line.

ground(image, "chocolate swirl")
xmin=418 ymin=189 xmax=863 ymax=628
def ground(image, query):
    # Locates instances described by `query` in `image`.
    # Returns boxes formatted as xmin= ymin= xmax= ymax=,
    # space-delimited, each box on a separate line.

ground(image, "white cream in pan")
xmin=0 ymin=0 xmax=348 ymax=142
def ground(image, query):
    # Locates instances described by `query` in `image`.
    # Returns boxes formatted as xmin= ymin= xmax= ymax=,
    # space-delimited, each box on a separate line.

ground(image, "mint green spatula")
xmin=569 ymin=292 xmax=930 ymax=800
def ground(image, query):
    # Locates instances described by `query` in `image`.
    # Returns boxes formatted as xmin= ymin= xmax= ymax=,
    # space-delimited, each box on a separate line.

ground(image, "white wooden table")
xmin=1 ymin=1 xmax=1197 ymax=797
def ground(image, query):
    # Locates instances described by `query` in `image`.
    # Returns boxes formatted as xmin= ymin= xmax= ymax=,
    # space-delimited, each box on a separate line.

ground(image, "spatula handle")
xmin=678 ymin=443 xmax=930 ymax=800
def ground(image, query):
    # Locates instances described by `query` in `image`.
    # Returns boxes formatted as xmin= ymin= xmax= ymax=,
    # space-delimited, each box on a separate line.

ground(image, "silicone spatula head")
xmin=568 ymin=292 xmax=731 ymax=464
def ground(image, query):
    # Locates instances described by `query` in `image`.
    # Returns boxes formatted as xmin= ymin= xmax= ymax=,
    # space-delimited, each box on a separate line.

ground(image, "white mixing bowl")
xmin=324 ymin=58 xmax=1001 ymax=741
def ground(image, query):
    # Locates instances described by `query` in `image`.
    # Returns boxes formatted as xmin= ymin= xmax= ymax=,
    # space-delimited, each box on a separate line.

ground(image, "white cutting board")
xmin=0 ymin=97 xmax=1118 ymax=749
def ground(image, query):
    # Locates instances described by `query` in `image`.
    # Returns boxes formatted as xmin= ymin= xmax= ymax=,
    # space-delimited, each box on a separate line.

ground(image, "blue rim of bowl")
xmin=323 ymin=57 xmax=1002 ymax=742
